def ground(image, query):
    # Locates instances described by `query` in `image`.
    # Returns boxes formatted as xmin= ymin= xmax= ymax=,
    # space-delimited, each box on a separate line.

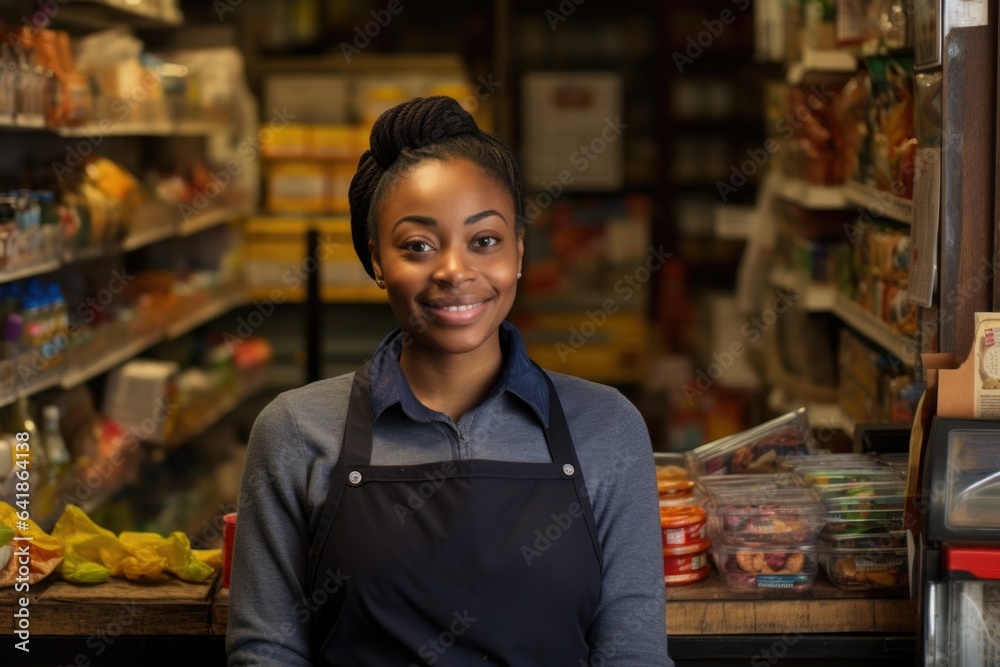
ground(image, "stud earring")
xmin=376 ymin=278 xmax=385 ymax=288
xmin=517 ymin=272 xmax=522 ymax=279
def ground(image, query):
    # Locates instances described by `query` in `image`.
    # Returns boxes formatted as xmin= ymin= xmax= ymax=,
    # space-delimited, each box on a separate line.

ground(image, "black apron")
xmin=306 ymin=360 xmax=604 ymax=666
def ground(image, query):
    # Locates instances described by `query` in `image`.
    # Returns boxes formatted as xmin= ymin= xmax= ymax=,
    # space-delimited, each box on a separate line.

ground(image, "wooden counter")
xmin=666 ymin=570 xmax=917 ymax=635
xmin=1 ymin=570 xmax=917 ymax=638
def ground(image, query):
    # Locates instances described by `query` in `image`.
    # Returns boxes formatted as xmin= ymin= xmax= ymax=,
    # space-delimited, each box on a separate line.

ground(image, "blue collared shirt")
xmin=369 ymin=320 xmax=550 ymax=427
xmin=228 ymin=322 xmax=674 ymax=666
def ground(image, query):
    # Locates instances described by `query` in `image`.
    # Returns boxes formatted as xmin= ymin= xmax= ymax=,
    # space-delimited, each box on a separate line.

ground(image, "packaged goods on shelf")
xmin=707 ymin=487 xmax=827 ymax=547
xmin=711 ymin=544 xmax=819 ymax=595
xmin=819 ymin=544 xmax=908 ymax=590
xmin=837 ymin=327 xmax=922 ymax=425
xmin=655 ymin=454 xmax=712 ymax=586
xmin=686 ymin=408 xmax=814 ymax=476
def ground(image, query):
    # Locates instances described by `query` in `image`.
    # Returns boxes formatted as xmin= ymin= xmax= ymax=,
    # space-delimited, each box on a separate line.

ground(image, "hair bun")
xmin=368 ymin=96 xmax=479 ymax=168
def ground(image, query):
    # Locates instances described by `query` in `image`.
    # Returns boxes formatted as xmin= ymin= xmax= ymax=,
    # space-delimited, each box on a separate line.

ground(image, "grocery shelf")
xmin=248 ymin=53 xmax=466 ymax=73
xmin=48 ymin=0 xmax=183 ymax=30
xmin=832 ymin=291 xmax=918 ymax=366
xmin=60 ymin=332 xmax=163 ymax=390
xmin=787 ymin=48 xmax=859 ymax=85
xmin=162 ymin=371 xmax=270 ymax=450
xmin=772 ymin=175 xmax=848 ymax=209
xmin=121 ymin=226 xmax=179 ymax=252
xmin=56 ymin=120 xmax=229 ymax=138
xmin=165 ymin=290 xmax=250 ymax=339
xmin=60 ymin=290 xmax=249 ymax=390
xmin=769 ymin=267 xmax=836 ymax=312
xmin=0 ymin=259 xmax=62 ymax=285
xmin=178 ymin=208 xmax=244 ymax=237
xmin=843 ymin=180 xmax=914 ymax=225
xmin=713 ymin=205 xmax=756 ymax=240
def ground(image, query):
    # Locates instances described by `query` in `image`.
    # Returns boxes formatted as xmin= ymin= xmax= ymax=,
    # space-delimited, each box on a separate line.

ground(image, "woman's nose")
xmin=432 ymin=246 xmax=476 ymax=286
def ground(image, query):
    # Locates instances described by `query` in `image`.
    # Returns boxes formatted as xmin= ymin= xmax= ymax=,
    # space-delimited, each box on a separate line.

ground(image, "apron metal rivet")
xmin=562 ymin=464 xmax=575 ymax=477
xmin=348 ymin=471 xmax=362 ymax=485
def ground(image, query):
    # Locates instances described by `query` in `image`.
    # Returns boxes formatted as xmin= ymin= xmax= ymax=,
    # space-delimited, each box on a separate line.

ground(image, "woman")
xmin=227 ymin=97 xmax=673 ymax=666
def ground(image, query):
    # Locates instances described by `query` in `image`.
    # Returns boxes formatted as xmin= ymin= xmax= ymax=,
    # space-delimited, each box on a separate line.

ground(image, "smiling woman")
xmin=226 ymin=96 xmax=675 ymax=667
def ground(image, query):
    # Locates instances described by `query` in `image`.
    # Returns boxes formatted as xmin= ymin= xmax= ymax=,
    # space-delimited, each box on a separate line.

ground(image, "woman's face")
xmin=370 ymin=157 xmax=523 ymax=357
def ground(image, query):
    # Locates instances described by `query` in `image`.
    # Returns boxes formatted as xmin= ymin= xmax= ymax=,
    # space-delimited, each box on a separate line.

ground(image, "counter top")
xmin=666 ymin=570 xmax=916 ymax=635
xmin=1 ymin=571 xmax=917 ymax=637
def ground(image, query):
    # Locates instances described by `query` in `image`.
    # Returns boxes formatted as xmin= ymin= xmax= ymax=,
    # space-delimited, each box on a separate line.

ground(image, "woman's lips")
xmin=421 ymin=298 xmax=491 ymax=324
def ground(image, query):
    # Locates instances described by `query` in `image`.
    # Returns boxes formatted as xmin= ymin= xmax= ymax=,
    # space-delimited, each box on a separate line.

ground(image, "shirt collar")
xmin=368 ymin=321 xmax=550 ymax=427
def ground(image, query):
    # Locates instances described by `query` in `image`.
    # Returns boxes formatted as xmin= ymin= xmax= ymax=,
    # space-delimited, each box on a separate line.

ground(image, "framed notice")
xmin=521 ymin=72 xmax=623 ymax=192
xmin=914 ymin=0 xmax=942 ymax=70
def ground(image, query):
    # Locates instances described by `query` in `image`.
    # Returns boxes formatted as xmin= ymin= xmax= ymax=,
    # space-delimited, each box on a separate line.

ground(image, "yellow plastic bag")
xmin=52 ymin=504 xmax=219 ymax=585
xmin=0 ymin=502 xmax=63 ymax=587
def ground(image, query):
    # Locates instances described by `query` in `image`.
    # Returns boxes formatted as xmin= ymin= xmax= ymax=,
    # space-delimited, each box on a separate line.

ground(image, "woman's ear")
xmin=516 ymin=226 xmax=525 ymax=276
xmin=368 ymin=239 xmax=383 ymax=281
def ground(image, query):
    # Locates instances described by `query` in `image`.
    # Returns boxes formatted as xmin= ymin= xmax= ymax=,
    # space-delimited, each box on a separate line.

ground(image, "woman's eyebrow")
xmin=392 ymin=210 xmax=507 ymax=231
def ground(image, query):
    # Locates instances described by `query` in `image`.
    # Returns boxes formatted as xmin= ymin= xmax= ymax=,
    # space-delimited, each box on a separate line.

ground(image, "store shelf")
xmin=0 ymin=259 xmax=62 ymax=284
xmin=162 ymin=371 xmax=269 ymax=450
xmin=769 ymin=267 xmax=836 ymax=312
xmin=165 ymin=290 xmax=250 ymax=339
xmin=787 ymin=48 xmax=859 ymax=85
xmin=772 ymin=175 xmax=848 ymax=209
xmin=60 ymin=332 xmax=162 ymax=390
xmin=713 ymin=205 xmax=756 ymax=240
xmin=56 ymin=120 xmax=229 ymax=138
xmin=121 ymin=225 xmax=179 ymax=252
xmin=832 ymin=291 xmax=917 ymax=366
xmin=843 ymin=180 xmax=914 ymax=225
xmin=60 ymin=290 xmax=249 ymax=390
xmin=47 ymin=0 xmax=183 ymax=30
xmin=178 ymin=208 xmax=243 ymax=237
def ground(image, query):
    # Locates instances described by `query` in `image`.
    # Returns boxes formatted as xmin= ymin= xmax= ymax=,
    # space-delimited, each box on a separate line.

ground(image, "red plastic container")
xmin=660 ymin=506 xmax=708 ymax=547
xmin=665 ymin=564 xmax=712 ymax=586
xmin=663 ymin=538 xmax=712 ymax=577
xmin=223 ymin=512 xmax=237 ymax=589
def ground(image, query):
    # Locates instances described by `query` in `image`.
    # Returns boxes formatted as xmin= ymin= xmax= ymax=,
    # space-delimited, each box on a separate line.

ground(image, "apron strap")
xmin=343 ymin=359 xmax=375 ymax=470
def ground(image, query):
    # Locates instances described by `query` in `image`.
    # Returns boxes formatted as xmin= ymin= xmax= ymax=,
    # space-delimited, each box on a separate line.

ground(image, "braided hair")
xmin=349 ymin=96 xmax=524 ymax=279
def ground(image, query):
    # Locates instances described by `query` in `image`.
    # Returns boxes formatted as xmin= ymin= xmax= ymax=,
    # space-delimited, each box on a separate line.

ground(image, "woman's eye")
xmin=474 ymin=236 xmax=499 ymax=248
xmin=404 ymin=241 xmax=431 ymax=253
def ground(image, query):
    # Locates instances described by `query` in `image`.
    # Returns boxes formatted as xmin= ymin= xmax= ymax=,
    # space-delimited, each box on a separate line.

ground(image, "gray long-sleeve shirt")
xmin=226 ymin=323 xmax=673 ymax=666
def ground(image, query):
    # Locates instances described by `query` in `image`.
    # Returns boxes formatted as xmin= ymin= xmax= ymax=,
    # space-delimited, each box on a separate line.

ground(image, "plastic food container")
xmin=659 ymin=488 xmax=707 ymax=509
xmin=824 ymin=494 xmax=906 ymax=516
xmin=658 ymin=478 xmax=696 ymax=495
xmin=686 ymin=408 xmax=813 ymax=476
xmin=711 ymin=545 xmax=818 ymax=594
xmin=819 ymin=529 xmax=906 ymax=550
xmin=800 ymin=466 xmax=904 ymax=486
xmin=660 ymin=506 xmax=708 ymax=547
xmin=815 ymin=480 xmax=907 ymax=500
xmin=708 ymin=488 xmax=827 ymax=546
xmin=821 ymin=510 xmax=905 ymax=535
xmin=663 ymin=538 xmax=712 ymax=577
xmin=665 ymin=564 xmax=711 ymax=586
xmin=779 ymin=453 xmax=878 ymax=471
xmin=698 ymin=472 xmax=804 ymax=496
xmin=820 ymin=546 xmax=908 ymax=590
